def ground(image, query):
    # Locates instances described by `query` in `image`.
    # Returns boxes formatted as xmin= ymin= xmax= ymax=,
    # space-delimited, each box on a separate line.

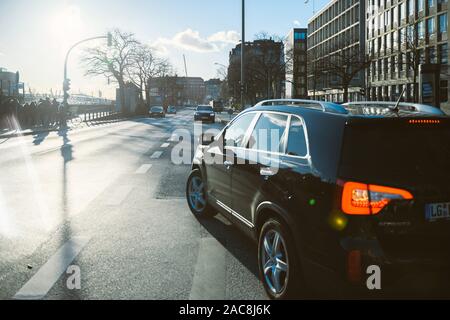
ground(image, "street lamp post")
xmin=241 ymin=0 xmax=245 ymax=110
xmin=62 ymin=33 xmax=112 ymax=127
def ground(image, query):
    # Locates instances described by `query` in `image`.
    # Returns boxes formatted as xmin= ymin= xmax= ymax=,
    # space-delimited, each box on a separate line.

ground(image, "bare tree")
xmin=307 ymin=50 xmax=327 ymax=100
xmin=321 ymin=43 xmax=371 ymax=103
xmin=82 ymin=29 xmax=140 ymax=113
xmin=215 ymin=66 xmax=230 ymax=103
xmin=127 ymin=45 xmax=174 ymax=104
xmin=394 ymin=21 xmax=426 ymax=102
xmin=228 ymin=32 xmax=288 ymax=105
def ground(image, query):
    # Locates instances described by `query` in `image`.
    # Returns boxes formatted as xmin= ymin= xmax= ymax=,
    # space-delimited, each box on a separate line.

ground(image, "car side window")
xmin=286 ymin=116 xmax=308 ymax=157
xmin=247 ymin=113 xmax=288 ymax=153
xmin=224 ymin=113 xmax=256 ymax=147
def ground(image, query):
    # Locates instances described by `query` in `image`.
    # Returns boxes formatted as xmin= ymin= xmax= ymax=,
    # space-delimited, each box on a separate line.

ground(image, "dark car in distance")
xmin=167 ymin=106 xmax=177 ymax=114
xmin=149 ymin=106 xmax=165 ymax=118
xmin=186 ymin=99 xmax=450 ymax=299
xmin=194 ymin=105 xmax=215 ymax=123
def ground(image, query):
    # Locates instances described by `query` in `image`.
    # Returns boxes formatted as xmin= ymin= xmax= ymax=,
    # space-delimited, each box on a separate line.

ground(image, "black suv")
xmin=186 ymin=99 xmax=450 ymax=299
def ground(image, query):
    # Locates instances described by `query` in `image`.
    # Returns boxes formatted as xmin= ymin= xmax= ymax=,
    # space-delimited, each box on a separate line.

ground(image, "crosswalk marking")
xmin=13 ymin=236 xmax=91 ymax=300
xmin=150 ymin=151 xmax=163 ymax=159
xmin=135 ymin=164 xmax=153 ymax=174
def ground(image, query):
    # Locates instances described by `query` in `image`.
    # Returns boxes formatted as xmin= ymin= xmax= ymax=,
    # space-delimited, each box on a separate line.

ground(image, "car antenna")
xmin=391 ymin=86 xmax=406 ymax=114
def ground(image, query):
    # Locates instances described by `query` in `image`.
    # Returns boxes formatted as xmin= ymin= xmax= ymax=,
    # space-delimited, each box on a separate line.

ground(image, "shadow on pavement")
xmin=32 ymin=131 xmax=50 ymax=145
xmin=195 ymin=213 xmax=260 ymax=279
xmin=56 ymin=129 xmax=82 ymax=300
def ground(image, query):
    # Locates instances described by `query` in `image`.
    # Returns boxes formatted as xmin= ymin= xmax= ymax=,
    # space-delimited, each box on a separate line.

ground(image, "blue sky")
xmin=0 ymin=0 xmax=327 ymax=98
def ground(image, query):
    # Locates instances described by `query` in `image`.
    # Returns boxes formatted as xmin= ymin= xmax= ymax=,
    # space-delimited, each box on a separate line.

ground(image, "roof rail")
xmin=254 ymin=99 xmax=348 ymax=114
xmin=343 ymin=101 xmax=446 ymax=116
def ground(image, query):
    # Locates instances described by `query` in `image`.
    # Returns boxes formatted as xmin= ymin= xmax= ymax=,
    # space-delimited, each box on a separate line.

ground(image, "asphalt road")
xmin=0 ymin=108 xmax=266 ymax=300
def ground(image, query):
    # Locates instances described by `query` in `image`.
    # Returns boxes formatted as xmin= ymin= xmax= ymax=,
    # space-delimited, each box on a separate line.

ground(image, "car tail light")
xmin=341 ymin=181 xmax=413 ymax=215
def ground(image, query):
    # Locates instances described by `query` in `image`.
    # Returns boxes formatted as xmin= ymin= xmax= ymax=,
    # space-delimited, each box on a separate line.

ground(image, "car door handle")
xmin=224 ymin=160 xmax=233 ymax=169
xmin=260 ymin=167 xmax=277 ymax=177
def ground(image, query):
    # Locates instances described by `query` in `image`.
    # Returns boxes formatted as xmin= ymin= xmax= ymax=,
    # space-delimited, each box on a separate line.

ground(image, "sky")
xmin=0 ymin=0 xmax=328 ymax=99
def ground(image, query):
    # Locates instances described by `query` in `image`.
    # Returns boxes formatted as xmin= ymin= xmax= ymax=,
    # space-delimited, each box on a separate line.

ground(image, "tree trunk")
xmin=118 ymin=79 xmax=126 ymax=114
xmin=343 ymin=85 xmax=349 ymax=103
xmin=413 ymin=72 xmax=418 ymax=103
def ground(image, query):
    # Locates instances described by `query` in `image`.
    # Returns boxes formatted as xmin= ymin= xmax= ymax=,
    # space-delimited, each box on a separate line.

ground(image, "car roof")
xmin=247 ymin=99 xmax=447 ymax=119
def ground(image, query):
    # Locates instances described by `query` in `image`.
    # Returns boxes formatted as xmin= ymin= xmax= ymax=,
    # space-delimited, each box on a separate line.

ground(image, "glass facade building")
xmin=285 ymin=28 xmax=308 ymax=99
xmin=366 ymin=0 xmax=449 ymax=107
xmin=307 ymin=0 xmax=367 ymax=102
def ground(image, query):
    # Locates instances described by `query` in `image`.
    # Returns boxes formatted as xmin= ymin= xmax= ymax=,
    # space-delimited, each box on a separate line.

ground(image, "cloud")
xmin=293 ymin=20 xmax=301 ymax=26
xmin=151 ymin=29 xmax=240 ymax=54
xmin=207 ymin=31 xmax=240 ymax=44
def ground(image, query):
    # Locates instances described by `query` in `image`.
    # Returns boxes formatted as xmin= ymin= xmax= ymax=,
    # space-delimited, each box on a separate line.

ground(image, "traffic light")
xmin=63 ymin=79 xmax=71 ymax=92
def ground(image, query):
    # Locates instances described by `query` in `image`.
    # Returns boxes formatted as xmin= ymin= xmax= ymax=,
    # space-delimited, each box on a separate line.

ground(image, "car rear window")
xmin=339 ymin=121 xmax=450 ymax=184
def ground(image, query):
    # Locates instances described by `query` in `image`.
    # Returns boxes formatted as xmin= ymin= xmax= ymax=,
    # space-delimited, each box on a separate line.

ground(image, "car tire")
xmin=258 ymin=218 xmax=305 ymax=300
xmin=186 ymin=169 xmax=215 ymax=218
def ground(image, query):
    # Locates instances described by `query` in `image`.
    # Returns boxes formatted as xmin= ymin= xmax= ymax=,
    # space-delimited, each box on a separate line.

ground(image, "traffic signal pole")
xmin=62 ymin=33 xmax=112 ymax=127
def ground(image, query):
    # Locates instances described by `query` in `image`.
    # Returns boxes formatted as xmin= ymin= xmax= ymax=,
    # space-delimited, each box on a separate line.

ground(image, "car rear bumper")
xmin=194 ymin=115 xmax=215 ymax=122
xmin=300 ymin=236 xmax=450 ymax=298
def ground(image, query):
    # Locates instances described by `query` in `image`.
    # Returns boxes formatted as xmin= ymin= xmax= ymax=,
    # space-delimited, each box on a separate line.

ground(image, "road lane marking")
xmin=106 ymin=185 xmax=134 ymax=206
xmin=13 ymin=236 xmax=91 ymax=300
xmin=160 ymin=143 xmax=170 ymax=148
xmin=150 ymin=151 xmax=163 ymax=159
xmin=189 ymin=237 xmax=226 ymax=300
xmin=135 ymin=164 xmax=153 ymax=174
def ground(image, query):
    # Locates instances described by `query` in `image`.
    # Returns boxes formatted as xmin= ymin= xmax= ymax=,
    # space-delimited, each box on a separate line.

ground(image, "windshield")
xmin=197 ymin=106 xmax=213 ymax=112
xmin=151 ymin=107 xmax=163 ymax=112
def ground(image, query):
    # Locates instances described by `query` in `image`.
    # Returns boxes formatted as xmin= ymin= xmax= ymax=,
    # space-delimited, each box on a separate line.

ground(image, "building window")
xmin=407 ymin=0 xmax=414 ymax=16
xmin=418 ymin=20 xmax=426 ymax=39
xmin=419 ymin=49 xmax=426 ymax=63
xmin=295 ymin=32 xmax=307 ymax=40
xmin=439 ymin=13 xmax=447 ymax=34
xmin=393 ymin=7 xmax=398 ymax=25
xmin=400 ymin=3 xmax=406 ymax=20
xmin=428 ymin=0 xmax=434 ymax=8
xmin=429 ymin=46 xmax=437 ymax=63
xmin=439 ymin=43 xmax=448 ymax=64
xmin=427 ymin=17 xmax=435 ymax=35
xmin=418 ymin=0 xmax=425 ymax=11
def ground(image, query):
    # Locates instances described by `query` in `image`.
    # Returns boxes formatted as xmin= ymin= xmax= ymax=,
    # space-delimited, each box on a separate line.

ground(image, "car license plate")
xmin=425 ymin=202 xmax=450 ymax=222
